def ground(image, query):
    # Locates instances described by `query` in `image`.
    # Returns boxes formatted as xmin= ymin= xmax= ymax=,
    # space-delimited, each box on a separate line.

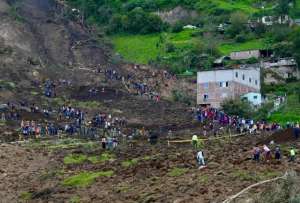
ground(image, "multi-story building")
xmin=197 ymin=67 xmax=261 ymax=108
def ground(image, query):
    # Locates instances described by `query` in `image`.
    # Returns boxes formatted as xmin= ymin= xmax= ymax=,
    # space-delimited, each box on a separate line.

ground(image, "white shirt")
xmin=197 ymin=151 xmax=204 ymax=159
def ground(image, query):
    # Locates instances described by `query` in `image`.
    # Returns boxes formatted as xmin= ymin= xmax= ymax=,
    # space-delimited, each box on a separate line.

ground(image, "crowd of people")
xmin=193 ymin=107 xmax=282 ymax=135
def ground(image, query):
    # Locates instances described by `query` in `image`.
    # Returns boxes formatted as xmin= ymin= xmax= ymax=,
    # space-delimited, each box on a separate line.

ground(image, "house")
xmin=230 ymin=50 xmax=260 ymax=60
xmin=262 ymin=58 xmax=300 ymax=84
xmin=242 ymin=92 xmax=262 ymax=106
xmin=197 ymin=67 xmax=261 ymax=108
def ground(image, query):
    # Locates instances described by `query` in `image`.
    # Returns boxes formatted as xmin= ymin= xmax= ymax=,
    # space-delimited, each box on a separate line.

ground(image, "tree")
xmin=228 ymin=12 xmax=248 ymax=37
xmin=276 ymin=0 xmax=291 ymax=16
xmin=292 ymin=29 xmax=300 ymax=67
xmin=221 ymin=99 xmax=253 ymax=118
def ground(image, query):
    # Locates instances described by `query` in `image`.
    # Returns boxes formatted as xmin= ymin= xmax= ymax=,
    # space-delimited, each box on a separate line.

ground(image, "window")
xmin=242 ymin=74 xmax=245 ymax=80
xmin=255 ymin=80 xmax=258 ymax=85
xmin=249 ymin=78 xmax=252 ymax=83
xmin=253 ymin=96 xmax=258 ymax=99
xmin=204 ymin=94 xmax=209 ymax=101
xmin=235 ymin=72 xmax=238 ymax=78
xmin=219 ymin=81 xmax=229 ymax=87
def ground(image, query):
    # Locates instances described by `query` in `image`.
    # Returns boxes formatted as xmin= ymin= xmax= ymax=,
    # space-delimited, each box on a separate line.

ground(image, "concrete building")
xmin=230 ymin=50 xmax=260 ymax=60
xmin=242 ymin=92 xmax=262 ymax=106
xmin=197 ymin=67 xmax=261 ymax=108
xmin=262 ymin=58 xmax=300 ymax=84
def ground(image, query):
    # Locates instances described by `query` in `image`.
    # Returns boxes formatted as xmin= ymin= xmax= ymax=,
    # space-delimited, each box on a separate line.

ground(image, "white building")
xmin=197 ymin=67 xmax=261 ymax=108
xmin=242 ymin=92 xmax=263 ymax=106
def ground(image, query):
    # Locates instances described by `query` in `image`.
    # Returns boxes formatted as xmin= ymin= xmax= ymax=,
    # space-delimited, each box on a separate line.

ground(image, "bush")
xmin=171 ymin=22 xmax=183 ymax=33
xmin=221 ymin=99 xmax=253 ymax=118
xmin=245 ymin=57 xmax=259 ymax=64
xmin=165 ymin=43 xmax=176 ymax=53
xmin=235 ymin=34 xmax=246 ymax=43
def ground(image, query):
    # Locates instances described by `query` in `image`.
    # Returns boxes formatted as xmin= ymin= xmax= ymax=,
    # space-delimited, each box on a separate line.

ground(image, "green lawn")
xmin=213 ymin=0 xmax=259 ymax=14
xmin=112 ymin=29 xmax=196 ymax=64
xmin=269 ymin=94 xmax=300 ymax=125
xmin=218 ymin=39 xmax=266 ymax=55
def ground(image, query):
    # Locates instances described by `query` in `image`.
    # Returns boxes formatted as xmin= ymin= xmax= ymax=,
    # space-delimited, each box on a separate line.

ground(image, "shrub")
xmin=165 ymin=43 xmax=176 ymax=53
xmin=235 ymin=34 xmax=246 ymax=43
xmin=172 ymin=22 xmax=183 ymax=33
xmin=221 ymin=99 xmax=253 ymax=118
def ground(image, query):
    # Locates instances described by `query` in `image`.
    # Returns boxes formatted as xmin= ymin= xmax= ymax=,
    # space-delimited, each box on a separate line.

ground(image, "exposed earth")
xmin=1 ymin=130 xmax=300 ymax=203
xmin=0 ymin=0 xmax=299 ymax=203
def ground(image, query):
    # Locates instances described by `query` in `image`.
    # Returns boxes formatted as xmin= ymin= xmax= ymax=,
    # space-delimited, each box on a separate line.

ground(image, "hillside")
xmin=0 ymin=0 xmax=299 ymax=203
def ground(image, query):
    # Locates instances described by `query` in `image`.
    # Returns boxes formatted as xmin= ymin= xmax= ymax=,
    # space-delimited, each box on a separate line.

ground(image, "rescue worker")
xmin=192 ymin=135 xmax=198 ymax=149
xmin=289 ymin=147 xmax=296 ymax=162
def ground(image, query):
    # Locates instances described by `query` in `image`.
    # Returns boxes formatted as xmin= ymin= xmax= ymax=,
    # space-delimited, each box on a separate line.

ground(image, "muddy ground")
xmin=1 ymin=130 xmax=299 ymax=203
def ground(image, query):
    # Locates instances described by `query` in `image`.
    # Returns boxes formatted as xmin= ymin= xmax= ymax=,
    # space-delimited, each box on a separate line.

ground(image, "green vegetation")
xmin=269 ymin=95 xmax=300 ymax=125
xmin=218 ymin=39 xmax=266 ymax=55
xmin=231 ymin=170 xmax=281 ymax=182
xmin=64 ymin=154 xmax=87 ymax=165
xmin=64 ymin=152 xmax=115 ymax=165
xmin=66 ymin=0 xmax=300 ymax=74
xmin=264 ymin=81 xmax=300 ymax=124
xmin=168 ymin=167 xmax=188 ymax=177
xmin=24 ymin=138 xmax=98 ymax=151
xmin=62 ymin=171 xmax=114 ymax=187
xmin=113 ymin=29 xmax=196 ymax=64
xmin=20 ymin=191 xmax=32 ymax=201
xmin=88 ymin=153 xmax=115 ymax=164
xmin=69 ymin=196 xmax=81 ymax=203
xmin=122 ymin=158 xmax=139 ymax=167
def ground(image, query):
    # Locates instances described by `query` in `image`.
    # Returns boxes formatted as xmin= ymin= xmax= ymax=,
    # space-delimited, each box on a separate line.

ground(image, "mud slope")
xmin=0 ymin=0 xmax=112 ymax=96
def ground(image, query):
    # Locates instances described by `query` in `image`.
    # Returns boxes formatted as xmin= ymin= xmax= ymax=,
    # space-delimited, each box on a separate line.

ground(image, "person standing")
xmin=101 ymin=137 xmax=107 ymax=149
xmin=263 ymin=145 xmax=271 ymax=163
xmin=192 ymin=135 xmax=198 ymax=149
xmin=289 ymin=147 xmax=296 ymax=162
xmin=275 ymin=146 xmax=281 ymax=161
xmin=253 ymin=146 xmax=261 ymax=162
xmin=197 ymin=150 xmax=206 ymax=169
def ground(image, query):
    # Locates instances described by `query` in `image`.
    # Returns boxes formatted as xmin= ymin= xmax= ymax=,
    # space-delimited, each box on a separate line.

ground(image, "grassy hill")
xmin=113 ymin=30 xmax=267 ymax=64
xmin=267 ymin=82 xmax=300 ymax=125
xmin=112 ymin=29 xmax=196 ymax=64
